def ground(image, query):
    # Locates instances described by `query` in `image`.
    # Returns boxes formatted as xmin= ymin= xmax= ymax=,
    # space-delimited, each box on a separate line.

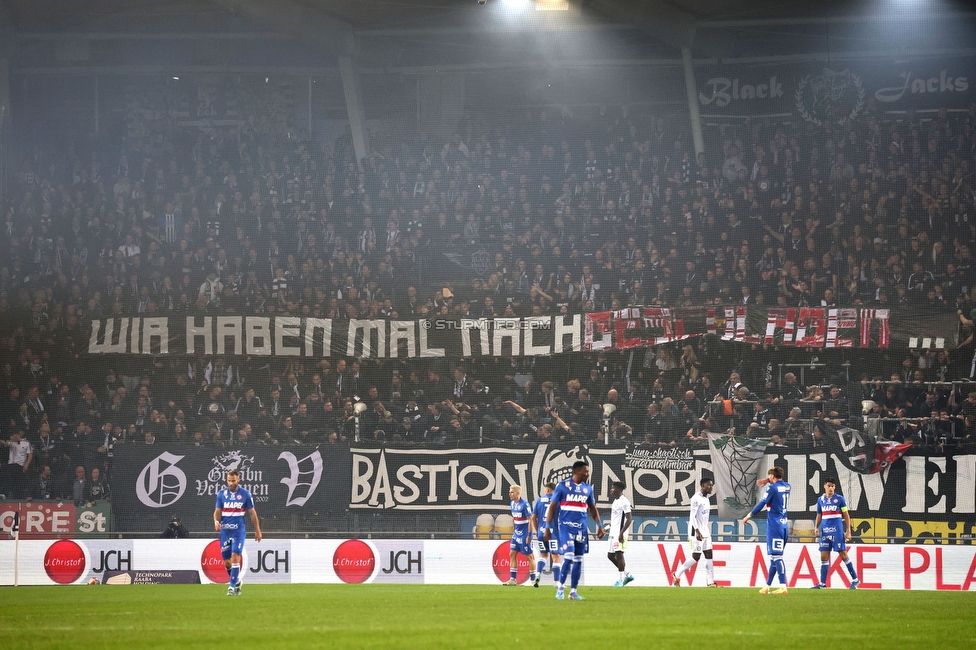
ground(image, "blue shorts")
xmin=220 ymin=526 xmax=246 ymax=559
xmin=819 ymin=533 xmax=847 ymax=553
xmin=510 ymin=532 xmax=533 ymax=556
xmin=766 ymin=519 xmax=788 ymax=556
xmin=557 ymin=523 xmax=589 ymax=556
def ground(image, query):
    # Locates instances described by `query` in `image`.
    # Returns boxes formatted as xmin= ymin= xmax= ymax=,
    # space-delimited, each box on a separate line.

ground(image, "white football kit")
xmin=608 ymin=494 xmax=632 ymax=553
xmin=688 ymin=490 xmax=713 ymax=554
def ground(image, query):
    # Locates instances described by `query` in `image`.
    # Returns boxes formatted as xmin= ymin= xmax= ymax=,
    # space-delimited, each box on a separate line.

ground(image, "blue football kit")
xmin=216 ymin=486 xmax=255 ymax=559
xmin=551 ymin=479 xmax=594 ymax=557
xmin=550 ymin=478 xmax=596 ymax=598
xmin=751 ymin=480 xmax=791 ymax=556
xmin=816 ymin=493 xmax=849 ymax=552
xmin=509 ymin=497 xmax=533 ymax=555
xmin=750 ymin=479 xmax=791 ymax=588
xmin=815 ymin=491 xmax=859 ymax=588
xmin=532 ymin=493 xmax=558 ymax=554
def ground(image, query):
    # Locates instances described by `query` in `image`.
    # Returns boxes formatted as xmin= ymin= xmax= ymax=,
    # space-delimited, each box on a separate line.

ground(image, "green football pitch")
xmin=1 ymin=584 xmax=974 ymax=649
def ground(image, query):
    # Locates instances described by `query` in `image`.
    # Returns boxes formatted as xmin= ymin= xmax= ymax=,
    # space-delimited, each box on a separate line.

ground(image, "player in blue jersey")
xmin=742 ymin=466 xmax=791 ymax=595
xmin=530 ymin=482 xmax=561 ymax=588
xmin=544 ymin=460 xmax=605 ymax=601
xmin=504 ymin=485 xmax=537 ymax=586
xmin=213 ymin=469 xmax=263 ymax=596
xmin=812 ymin=477 xmax=859 ymax=589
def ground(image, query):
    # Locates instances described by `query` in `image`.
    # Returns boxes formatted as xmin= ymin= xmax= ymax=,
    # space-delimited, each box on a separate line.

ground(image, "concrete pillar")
xmin=94 ymin=75 xmax=99 ymax=135
xmin=338 ymin=56 xmax=369 ymax=171
xmin=0 ymin=58 xmax=9 ymax=124
xmin=0 ymin=59 xmax=10 ymax=203
xmin=681 ymin=46 xmax=704 ymax=158
xmin=417 ymin=72 xmax=465 ymax=141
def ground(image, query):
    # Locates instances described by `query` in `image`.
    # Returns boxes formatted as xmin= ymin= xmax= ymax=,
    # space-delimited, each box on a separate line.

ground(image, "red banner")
xmin=583 ymin=312 xmax=612 ymax=351
xmin=826 ymin=308 xmax=857 ymax=348
xmin=0 ymin=502 xmax=76 ymax=539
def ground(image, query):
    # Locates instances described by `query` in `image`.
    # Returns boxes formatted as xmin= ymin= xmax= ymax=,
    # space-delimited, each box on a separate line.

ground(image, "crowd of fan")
xmin=2 ymin=100 xmax=976 ymax=501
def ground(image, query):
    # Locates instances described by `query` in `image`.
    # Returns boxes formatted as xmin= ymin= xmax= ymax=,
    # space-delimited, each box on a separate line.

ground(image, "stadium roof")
xmin=0 ymin=0 xmax=880 ymax=33
xmin=3 ymin=0 xmax=976 ymax=71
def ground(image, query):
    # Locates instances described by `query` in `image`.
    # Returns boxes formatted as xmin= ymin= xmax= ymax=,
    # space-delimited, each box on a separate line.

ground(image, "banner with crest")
xmin=108 ymin=443 xmax=976 ymax=531
xmin=696 ymin=57 xmax=974 ymax=118
xmin=110 ymin=444 xmax=351 ymax=532
xmin=347 ymin=444 xmax=704 ymax=512
xmin=707 ymin=433 xmax=770 ymax=521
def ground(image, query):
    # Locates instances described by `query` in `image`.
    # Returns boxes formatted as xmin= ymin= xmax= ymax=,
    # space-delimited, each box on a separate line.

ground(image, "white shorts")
xmin=607 ymin=535 xmax=628 ymax=554
xmin=689 ymin=534 xmax=712 ymax=554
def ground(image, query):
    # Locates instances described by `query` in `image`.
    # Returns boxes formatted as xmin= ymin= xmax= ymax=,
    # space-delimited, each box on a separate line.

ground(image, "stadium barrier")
xmin=2 ymin=538 xmax=975 ymax=590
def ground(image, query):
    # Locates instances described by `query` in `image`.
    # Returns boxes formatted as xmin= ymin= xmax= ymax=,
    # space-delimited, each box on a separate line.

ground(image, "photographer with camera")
xmin=161 ymin=517 xmax=190 ymax=539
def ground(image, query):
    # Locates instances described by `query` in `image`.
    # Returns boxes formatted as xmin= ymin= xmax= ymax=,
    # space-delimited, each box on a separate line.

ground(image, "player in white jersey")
xmin=606 ymin=481 xmax=635 ymax=586
xmin=672 ymin=477 xmax=722 ymax=587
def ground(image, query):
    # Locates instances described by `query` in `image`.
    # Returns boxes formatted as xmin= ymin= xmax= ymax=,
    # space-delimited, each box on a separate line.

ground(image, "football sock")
xmin=229 ymin=563 xmax=240 ymax=587
xmin=705 ymin=559 xmax=714 ymax=583
xmin=619 ymin=571 xmax=626 ymax=581
xmin=536 ymin=559 xmax=546 ymax=576
xmin=675 ymin=558 xmax=696 ymax=578
xmin=570 ymin=559 xmax=582 ymax=590
xmin=767 ymin=559 xmax=778 ymax=586
xmin=559 ymin=554 xmax=574 ymax=585
xmin=510 ymin=568 xmax=517 ymax=581
xmin=845 ymin=560 xmax=858 ymax=581
xmin=821 ymin=561 xmax=829 ymax=586
xmin=775 ymin=558 xmax=787 ymax=585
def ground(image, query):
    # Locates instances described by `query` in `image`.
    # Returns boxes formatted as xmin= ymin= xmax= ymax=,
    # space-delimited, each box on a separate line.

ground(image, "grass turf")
xmin=1 ymin=584 xmax=975 ymax=649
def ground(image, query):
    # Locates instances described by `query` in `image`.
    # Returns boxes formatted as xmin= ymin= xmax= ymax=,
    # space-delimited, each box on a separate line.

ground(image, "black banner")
xmin=816 ymin=419 xmax=912 ymax=474
xmin=109 ymin=444 xmax=976 ymax=529
xmin=763 ymin=448 xmax=976 ymax=521
xmin=421 ymin=251 xmax=489 ymax=283
xmin=697 ymin=57 xmax=975 ymax=117
xmin=347 ymin=444 xmax=700 ymax=511
xmin=86 ymin=307 xmax=957 ymax=358
xmin=348 ymin=444 xmax=976 ymax=521
xmin=110 ymin=444 xmax=351 ymax=530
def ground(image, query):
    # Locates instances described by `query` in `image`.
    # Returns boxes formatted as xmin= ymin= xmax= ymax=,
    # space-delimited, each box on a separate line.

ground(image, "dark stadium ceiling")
xmin=0 ymin=0 xmax=878 ymax=32
xmin=4 ymin=0 xmax=976 ymax=72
